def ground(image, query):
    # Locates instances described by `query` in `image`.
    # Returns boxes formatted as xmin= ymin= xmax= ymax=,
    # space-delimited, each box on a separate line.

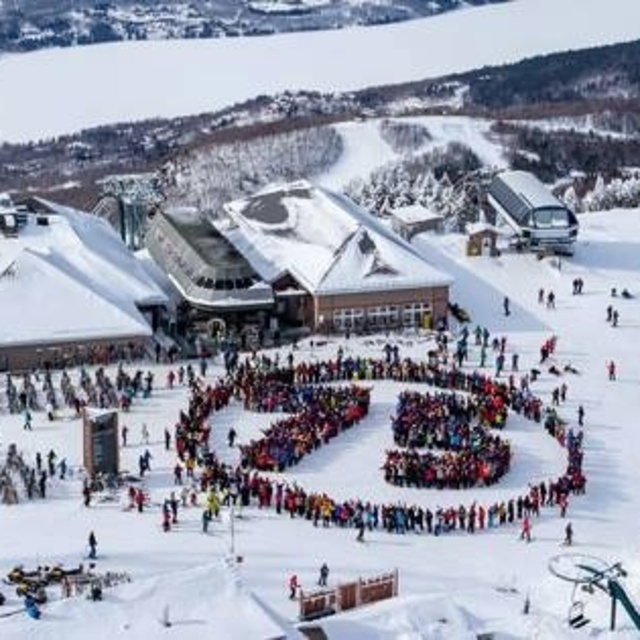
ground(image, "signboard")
xmin=299 ymin=569 xmax=399 ymax=621
xmin=83 ymin=411 xmax=119 ymax=477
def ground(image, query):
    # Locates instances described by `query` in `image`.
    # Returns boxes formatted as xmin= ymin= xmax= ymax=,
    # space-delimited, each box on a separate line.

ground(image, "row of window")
xmin=332 ymin=303 xmax=431 ymax=330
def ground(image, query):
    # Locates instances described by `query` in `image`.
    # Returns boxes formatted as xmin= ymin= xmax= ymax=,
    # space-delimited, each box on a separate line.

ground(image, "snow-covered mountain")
xmin=0 ymin=0 xmax=508 ymax=54
xmin=0 ymin=0 xmax=639 ymax=143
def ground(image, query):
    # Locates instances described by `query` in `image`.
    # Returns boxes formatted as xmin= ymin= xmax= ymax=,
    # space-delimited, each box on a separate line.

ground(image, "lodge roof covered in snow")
xmin=0 ymin=197 xmax=168 ymax=348
xmin=214 ymin=181 xmax=452 ymax=296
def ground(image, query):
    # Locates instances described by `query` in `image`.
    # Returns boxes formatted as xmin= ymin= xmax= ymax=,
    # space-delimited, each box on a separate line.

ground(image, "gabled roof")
xmin=214 ymin=181 xmax=452 ymax=295
xmin=391 ymin=204 xmax=443 ymax=225
xmin=30 ymin=197 xmax=169 ymax=307
xmin=0 ymin=249 xmax=152 ymax=348
xmin=466 ymin=221 xmax=500 ymax=236
xmin=0 ymin=199 xmax=168 ymax=348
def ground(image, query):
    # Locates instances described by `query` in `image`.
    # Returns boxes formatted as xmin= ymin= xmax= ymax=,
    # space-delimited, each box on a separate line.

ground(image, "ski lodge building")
xmin=147 ymin=181 xmax=452 ymax=334
xmin=0 ymin=195 xmax=168 ymax=371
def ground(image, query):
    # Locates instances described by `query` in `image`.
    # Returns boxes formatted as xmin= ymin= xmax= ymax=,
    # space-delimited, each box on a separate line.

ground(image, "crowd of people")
xmin=0 ymin=444 xmax=64 ymax=505
xmin=129 ymin=332 xmax=586 ymax=541
xmin=2 ymin=314 xmax=588 ymax=546
xmin=384 ymin=388 xmax=512 ymax=488
xmin=239 ymin=384 xmax=370 ymax=471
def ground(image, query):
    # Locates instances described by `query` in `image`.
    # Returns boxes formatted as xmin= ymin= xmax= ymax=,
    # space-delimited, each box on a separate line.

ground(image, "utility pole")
xmin=610 ymin=584 xmax=617 ymax=632
xmin=230 ymin=502 xmax=235 ymax=557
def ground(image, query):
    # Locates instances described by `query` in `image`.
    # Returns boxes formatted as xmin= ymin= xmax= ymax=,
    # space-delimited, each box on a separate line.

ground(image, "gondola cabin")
xmin=488 ymin=171 xmax=578 ymax=254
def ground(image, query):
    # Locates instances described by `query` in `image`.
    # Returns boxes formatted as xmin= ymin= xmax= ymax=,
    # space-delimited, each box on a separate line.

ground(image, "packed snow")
xmin=1 ymin=0 xmax=640 ymax=142
xmin=2 ymin=206 xmax=640 ymax=638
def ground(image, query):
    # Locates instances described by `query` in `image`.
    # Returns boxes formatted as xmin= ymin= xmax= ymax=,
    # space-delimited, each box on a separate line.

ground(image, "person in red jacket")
xmin=135 ymin=488 xmax=145 ymax=513
xmin=289 ymin=574 xmax=299 ymax=600
xmin=520 ymin=516 xmax=532 ymax=543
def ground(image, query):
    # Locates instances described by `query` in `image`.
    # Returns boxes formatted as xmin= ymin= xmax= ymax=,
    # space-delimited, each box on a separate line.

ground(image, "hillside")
xmin=3 ymin=38 xmax=640 ymax=212
xmin=1 ymin=0 xmax=639 ymax=145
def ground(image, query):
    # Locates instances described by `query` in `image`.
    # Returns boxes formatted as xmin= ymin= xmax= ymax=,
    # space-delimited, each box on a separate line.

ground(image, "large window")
xmin=333 ymin=308 xmax=364 ymax=331
xmin=534 ymin=208 xmax=569 ymax=228
xmin=403 ymin=302 xmax=431 ymax=327
xmin=334 ymin=304 xmax=425 ymax=331
xmin=366 ymin=306 xmax=399 ymax=328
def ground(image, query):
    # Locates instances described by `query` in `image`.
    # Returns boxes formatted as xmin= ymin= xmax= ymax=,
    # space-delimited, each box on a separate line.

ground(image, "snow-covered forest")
xmin=344 ymin=142 xmax=482 ymax=220
xmin=162 ymin=126 xmax=343 ymax=211
xmin=562 ymin=170 xmax=640 ymax=212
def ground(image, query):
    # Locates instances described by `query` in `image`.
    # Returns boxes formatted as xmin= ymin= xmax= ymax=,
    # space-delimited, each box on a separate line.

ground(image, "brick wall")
xmin=314 ymin=286 xmax=449 ymax=331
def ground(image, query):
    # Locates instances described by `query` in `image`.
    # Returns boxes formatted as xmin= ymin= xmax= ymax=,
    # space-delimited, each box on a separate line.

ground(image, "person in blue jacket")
xmin=25 ymin=594 xmax=41 ymax=619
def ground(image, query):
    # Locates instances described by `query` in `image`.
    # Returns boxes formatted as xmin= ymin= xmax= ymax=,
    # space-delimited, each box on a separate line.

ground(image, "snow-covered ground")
xmin=2 ymin=207 xmax=640 ymax=638
xmin=1 ymin=0 xmax=639 ymax=142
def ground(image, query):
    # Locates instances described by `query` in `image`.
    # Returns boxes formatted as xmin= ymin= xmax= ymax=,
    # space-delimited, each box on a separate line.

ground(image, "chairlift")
xmin=568 ymin=599 xmax=590 ymax=629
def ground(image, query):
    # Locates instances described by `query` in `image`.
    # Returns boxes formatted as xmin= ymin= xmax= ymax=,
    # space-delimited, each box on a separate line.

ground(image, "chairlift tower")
xmin=96 ymin=173 xmax=164 ymax=250
xmin=442 ymin=169 xmax=496 ymax=232
xmin=549 ymin=553 xmax=640 ymax=632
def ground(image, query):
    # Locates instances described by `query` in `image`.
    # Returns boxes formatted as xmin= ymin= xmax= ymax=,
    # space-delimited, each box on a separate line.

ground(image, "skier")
xmin=162 ymin=502 xmax=172 ymax=532
xmin=228 ymin=427 xmax=237 ymax=448
xmin=169 ymin=492 xmax=179 ymax=524
xmin=564 ymin=522 xmax=573 ymax=546
xmin=88 ymin=531 xmax=97 ymax=559
xmin=318 ymin=562 xmax=329 ymax=587
xmin=23 ymin=409 xmax=32 ymax=431
xmin=495 ymin=353 xmax=505 ymax=378
xmin=24 ymin=594 xmax=41 ymax=620
xmin=121 ymin=425 xmax=129 ymax=447
xmin=202 ymin=508 xmax=212 ymax=534
xmin=289 ymin=574 xmax=299 ymax=600
xmin=559 ymin=493 xmax=569 ymax=518
xmin=135 ymin=488 xmax=145 ymax=513
xmin=173 ymin=463 xmax=183 ymax=485
xmin=520 ymin=516 xmax=532 ymax=543
xmin=82 ymin=482 xmax=92 ymax=507
xmin=355 ymin=511 xmax=366 ymax=543
xmin=577 ymin=405 xmax=585 ymax=427
xmin=607 ymin=360 xmax=617 ymax=381
xmin=503 ymin=296 xmax=511 ymax=317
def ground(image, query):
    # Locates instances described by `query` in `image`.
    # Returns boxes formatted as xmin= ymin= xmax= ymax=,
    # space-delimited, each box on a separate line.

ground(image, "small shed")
xmin=0 ymin=213 xmax=18 ymax=238
xmin=391 ymin=204 xmax=443 ymax=240
xmin=466 ymin=221 xmax=499 ymax=257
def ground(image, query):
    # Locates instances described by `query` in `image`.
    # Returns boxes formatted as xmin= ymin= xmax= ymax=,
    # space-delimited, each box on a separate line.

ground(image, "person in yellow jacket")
xmin=207 ymin=489 xmax=220 ymax=518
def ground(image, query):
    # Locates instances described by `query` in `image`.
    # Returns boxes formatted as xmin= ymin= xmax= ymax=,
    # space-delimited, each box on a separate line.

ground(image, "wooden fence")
xmin=299 ymin=569 xmax=398 ymax=621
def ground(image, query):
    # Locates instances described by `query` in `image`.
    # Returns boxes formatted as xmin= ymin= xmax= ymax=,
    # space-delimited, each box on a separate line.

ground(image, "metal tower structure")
xmin=95 ymin=173 xmax=164 ymax=250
